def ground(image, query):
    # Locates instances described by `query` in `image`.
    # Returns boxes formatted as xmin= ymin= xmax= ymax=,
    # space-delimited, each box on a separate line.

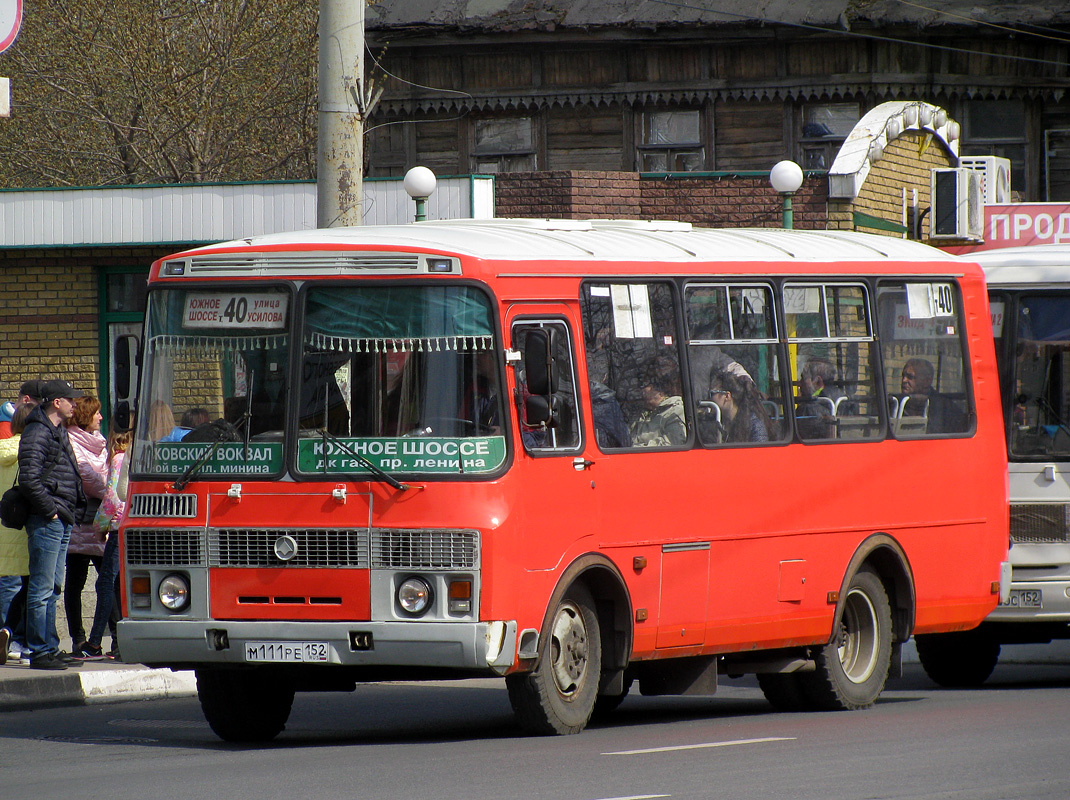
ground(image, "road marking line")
xmin=603 ymin=736 xmax=795 ymax=756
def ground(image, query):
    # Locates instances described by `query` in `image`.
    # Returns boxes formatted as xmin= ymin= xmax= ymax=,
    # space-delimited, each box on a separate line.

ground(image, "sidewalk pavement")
xmin=0 ymin=657 xmax=197 ymax=712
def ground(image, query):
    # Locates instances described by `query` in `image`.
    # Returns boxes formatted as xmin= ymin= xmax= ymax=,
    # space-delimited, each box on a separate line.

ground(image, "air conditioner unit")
xmin=959 ymin=155 xmax=1012 ymax=204
xmin=930 ymin=168 xmax=983 ymax=241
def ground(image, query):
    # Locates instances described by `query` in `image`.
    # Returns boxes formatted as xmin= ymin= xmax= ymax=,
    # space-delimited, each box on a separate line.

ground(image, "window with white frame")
xmin=638 ymin=110 xmax=705 ymax=172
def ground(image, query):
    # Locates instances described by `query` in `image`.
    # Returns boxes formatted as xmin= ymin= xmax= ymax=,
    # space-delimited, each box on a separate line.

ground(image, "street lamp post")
xmin=403 ymin=166 xmax=437 ymax=222
xmin=769 ymin=160 xmax=804 ymax=229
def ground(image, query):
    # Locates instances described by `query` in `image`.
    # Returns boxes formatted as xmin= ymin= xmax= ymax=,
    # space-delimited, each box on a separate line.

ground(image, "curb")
xmin=0 ymin=665 xmax=197 ymax=712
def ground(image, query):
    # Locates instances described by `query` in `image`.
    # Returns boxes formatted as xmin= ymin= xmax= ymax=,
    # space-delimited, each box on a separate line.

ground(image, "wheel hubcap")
xmin=837 ymin=587 xmax=879 ymax=683
xmin=549 ymin=601 xmax=589 ymax=697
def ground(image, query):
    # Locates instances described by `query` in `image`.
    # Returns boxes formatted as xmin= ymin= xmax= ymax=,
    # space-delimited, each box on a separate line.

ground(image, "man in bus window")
xmin=630 ymin=359 xmax=686 ymax=447
xmin=795 ymin=357 xmax=844 ymax=439
xmin=901 ymin=358 xmax=966 ymax=434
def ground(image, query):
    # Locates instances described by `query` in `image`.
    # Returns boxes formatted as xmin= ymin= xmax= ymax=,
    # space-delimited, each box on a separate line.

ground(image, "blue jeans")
xmin=88 ymin=533 xmax=119 ymax=647
xmin=25 ymin=514 xmax=72 ymax=658
xmin=0 ymin=574 xmax=20 ymax=621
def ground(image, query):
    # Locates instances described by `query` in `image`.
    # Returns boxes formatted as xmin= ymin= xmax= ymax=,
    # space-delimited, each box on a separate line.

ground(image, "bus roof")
xmin=968 ymin=244 xmax=1070 ymax=286
xmin=179 ymin=219 xmax=960 ymax=266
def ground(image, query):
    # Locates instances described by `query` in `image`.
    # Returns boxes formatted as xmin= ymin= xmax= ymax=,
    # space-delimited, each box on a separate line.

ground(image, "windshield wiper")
xmin=172 ymin=417 xmax=246 ymax=492
xmin=318 ymin=426 xmax=409 ymax=491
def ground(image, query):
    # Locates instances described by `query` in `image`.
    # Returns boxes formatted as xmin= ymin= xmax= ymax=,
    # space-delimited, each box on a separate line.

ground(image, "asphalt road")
xmin=4 ymin=647 xmax=1070 ymax=800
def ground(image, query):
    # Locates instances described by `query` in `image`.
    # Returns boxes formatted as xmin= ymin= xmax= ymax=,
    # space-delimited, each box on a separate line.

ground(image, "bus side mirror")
xmin=524 ymin=328 xmax=559 ymax=396
xmin=114 ymin=400 xmax=133 ymax=433
xmin=525 ymin=394 xmax=552 ymax=426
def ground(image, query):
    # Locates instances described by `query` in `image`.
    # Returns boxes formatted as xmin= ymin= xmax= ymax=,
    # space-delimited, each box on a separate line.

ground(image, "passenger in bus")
xmin=901 ymin=357 xmax=966 ymax=433
xmin=466 ymin=351 xmax=501 ymax=435
xmin=587 ymin=352 xmax=630 ymax=448
xmin=708 ymin=369 xmax=775 ymax=443
xmin=630 ymin=361 xmax=686 ymax=447
xmin=159 ymin=407 xmax=210 ymax=442
xmin=147 ymin=401 xmax=175 ymax=442
xmin=795 ymin=357 xmax=844 ymax=439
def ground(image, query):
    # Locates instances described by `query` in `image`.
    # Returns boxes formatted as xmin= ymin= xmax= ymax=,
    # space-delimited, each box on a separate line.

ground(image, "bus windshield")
xmin=295 ymin=284 xmax=506 ymax=476
xmin=132 ymin=283 xmax=507 ymax=480
xmin=133 ymin=286 xmax=293 ymax=477
xmin=1002 ymin=293 xmax=1070 ymax=459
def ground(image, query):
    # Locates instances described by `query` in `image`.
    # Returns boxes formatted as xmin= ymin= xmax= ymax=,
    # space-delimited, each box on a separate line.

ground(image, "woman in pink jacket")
xmin=64 ymin=395 xmax=109 ymax=657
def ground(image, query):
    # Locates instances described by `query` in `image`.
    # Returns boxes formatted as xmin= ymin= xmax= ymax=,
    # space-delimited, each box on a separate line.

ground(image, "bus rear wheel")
xmin=196 ymin=667 xmax=296 ymax=742
xmin=506 ymin=584 xmax=601 ymax=735
xmin=915 ymin=630 xmax=1001 ymax=687
xmin=798 ymin=569 xmax=892 ymax=710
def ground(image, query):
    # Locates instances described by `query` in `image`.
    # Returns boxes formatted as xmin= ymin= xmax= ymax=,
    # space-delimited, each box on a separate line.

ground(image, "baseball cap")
xmin=18 ymin=379 xmax=45 ymax=401
xmin=40 ymin=379 xmax=85 ymax=403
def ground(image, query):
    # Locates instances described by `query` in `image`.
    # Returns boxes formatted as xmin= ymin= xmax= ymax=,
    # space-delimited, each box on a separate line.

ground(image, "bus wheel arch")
xmin=835 ymin=534 xmax=916 ymax=652
xmin=798 ymin=535 xmax=914 ymax=710
xmin=506 ymin=554 xmax=632 ymax=734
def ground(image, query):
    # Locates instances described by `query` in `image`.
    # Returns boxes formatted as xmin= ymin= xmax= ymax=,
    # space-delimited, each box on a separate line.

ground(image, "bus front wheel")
xmin=798 ymin=568 xmax=892 ymax=710
xmin=915 ymin=630 xmax=1001 ymax=687
xmin=196 ymin=667 xmax=295 ymax=742
xmin=506 ymin=584 xmax=601 ymax=735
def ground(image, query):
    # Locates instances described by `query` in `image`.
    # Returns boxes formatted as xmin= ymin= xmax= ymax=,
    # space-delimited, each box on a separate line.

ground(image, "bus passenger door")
xmin=508 ymin=309 xmax=594 ymax=570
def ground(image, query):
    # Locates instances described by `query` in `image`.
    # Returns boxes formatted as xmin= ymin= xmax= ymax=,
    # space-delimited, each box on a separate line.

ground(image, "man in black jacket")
xmin=19 ymin=379 xmax=86 ymax=670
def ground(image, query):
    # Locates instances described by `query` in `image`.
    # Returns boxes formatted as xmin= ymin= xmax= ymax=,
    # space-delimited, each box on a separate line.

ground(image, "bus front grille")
xmin=126 ymin=527 xmax=480 ymax=570
xmin=371 ymin=529 xmax=479 ymax=569
xmin=128 ymin=493 xmax=198 ymax=518
xmin=1010 ymin=504 xmax=1070 ymax=544
xmin=126 ymin=528 xmax=205 ymax=566
xmin=209 ymin=529 xmax=370 ymax=568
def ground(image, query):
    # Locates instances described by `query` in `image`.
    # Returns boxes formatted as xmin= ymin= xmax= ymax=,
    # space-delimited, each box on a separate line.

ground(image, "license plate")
xmin=244 ymin=641 xmax=330 ymax=663
xmin=1000 ymin=589 xmax=1042 ymax=608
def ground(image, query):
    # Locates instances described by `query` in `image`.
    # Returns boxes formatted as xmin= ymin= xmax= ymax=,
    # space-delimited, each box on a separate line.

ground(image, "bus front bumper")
xmin=117 ymin=618 xmax=518 ymax=674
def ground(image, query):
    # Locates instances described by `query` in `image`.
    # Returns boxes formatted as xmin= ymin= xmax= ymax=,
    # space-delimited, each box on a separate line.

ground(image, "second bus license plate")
xmin=245 ymin=641 xmax=330 ymax=663
xmin=1000 ymin=589 xmax=1042 ymax=608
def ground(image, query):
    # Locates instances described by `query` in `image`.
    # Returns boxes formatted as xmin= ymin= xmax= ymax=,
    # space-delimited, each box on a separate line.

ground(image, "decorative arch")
xmin=828 ymin=101 xmax=960 ymax=199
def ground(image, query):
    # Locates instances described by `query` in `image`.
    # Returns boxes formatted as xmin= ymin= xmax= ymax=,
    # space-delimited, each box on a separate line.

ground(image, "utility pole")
xmin=318 ymin=0 xmax=379 ymax=228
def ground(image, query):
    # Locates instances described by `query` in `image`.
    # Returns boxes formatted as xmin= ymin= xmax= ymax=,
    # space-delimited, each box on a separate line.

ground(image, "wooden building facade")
xmin=364 ymin=0 xmax=1070 ymax=202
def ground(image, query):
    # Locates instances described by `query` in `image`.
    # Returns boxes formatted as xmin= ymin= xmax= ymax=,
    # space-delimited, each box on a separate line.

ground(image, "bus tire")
xmin=915 ymin=631 xmax=1001 ymax=687
xmin=756 ymin=673 xmax=811 ymax=712
xmin=196 ymin=668 xmax=295 ymax=743
xmin=506 ymin=584 xmax=601 ymax=735
xmin=798 ymin=569 xmax=892 ymax=710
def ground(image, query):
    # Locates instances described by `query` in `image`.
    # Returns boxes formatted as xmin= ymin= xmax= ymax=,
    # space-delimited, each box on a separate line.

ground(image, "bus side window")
xmin=685 ymin=283 xmax=786 ymax=446
xmin=876 ymin=281 xmax=972 ymax=438
xmin=785 ymin=283 xmax=881 ymax=442
xmin=512 ymin=320 xmax=581 ymax=452
xmin=581 ymin=281 xmax=687 ymax=450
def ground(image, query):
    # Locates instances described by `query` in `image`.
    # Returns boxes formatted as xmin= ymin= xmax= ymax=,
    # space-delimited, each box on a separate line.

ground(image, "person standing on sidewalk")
xmin=0 ymin=403 xmax=34 ymax=664
xmin=65 ymin=396 xmax=110 ymax=659
xmin=18 ymin=380 xmax=87 ymax=671
xmin=77 ymin=424 xmax=130 ymax=660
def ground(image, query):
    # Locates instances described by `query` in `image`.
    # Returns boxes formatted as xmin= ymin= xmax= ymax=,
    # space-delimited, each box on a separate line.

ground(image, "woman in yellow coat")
xmin=0 ymin=403 xmax=33 ymax=664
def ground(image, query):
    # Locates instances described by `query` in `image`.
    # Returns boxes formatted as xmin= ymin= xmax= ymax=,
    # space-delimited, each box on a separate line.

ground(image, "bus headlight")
xmin=158 ymin=574 xmax=191 ymax=612
xmin=398 ymin=576 xmax=433 ymax=616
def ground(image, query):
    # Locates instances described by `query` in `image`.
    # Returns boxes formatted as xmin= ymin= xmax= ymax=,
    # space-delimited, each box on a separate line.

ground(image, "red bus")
xmin=117 ymin=219 xmax=1009 ymax=741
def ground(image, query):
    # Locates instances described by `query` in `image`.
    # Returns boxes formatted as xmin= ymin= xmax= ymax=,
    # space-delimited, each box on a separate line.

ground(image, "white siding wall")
xmin=0 ymin=176 xmax=495 ymax=247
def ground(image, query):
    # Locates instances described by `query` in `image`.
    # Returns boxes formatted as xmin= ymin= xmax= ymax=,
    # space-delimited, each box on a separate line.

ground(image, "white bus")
xmin=916 ymin=244 xmax=1070 ymax=686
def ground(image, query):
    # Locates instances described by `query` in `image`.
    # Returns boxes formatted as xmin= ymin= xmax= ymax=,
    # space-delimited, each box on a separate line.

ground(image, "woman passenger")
xmin=709 ymin=369 xmax=775 ymax=443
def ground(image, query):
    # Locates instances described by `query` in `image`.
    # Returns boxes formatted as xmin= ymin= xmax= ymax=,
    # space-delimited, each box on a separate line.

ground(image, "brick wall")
xmin=495 ymin=170 xmax=830 ymax=228
xmin=0 ymin=252 xmax=100 ymax=396
xmin=0 ymin=246 xmax=169 ymax=400
xmin=828 ymin=130 xmax=956 ymax=236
